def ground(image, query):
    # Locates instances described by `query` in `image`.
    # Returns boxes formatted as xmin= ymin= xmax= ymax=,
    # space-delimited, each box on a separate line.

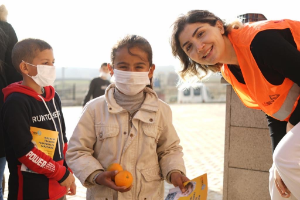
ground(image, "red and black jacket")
xmin=1 ymin=82 xmax=71 ymax=200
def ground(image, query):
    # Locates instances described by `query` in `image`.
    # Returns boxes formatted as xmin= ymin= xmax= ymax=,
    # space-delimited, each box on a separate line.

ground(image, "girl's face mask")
xmin=113 ymin=69 xmax=150 ymax=96
xmin=23 ymin=60 xmax=56 ymax=87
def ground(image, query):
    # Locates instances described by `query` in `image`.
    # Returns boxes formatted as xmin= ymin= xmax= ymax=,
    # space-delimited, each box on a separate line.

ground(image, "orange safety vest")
xmin=221 ymin=19 xmax=300 ymax=121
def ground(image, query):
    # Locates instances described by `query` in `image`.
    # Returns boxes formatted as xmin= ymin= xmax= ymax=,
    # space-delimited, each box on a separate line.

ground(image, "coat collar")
xmin=105 ymin=84 xmax=159 ymax=116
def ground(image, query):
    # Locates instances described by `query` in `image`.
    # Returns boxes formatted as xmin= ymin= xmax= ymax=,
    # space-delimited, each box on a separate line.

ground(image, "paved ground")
xmin=3 ymin=103 xmax=226 ymax=200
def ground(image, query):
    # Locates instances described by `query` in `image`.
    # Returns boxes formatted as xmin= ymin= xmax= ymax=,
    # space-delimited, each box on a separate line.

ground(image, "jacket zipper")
xmin=119 ymin=110 xmax=138 ymax=165
xmin=128 ymin=110 xmax=138 ymax=133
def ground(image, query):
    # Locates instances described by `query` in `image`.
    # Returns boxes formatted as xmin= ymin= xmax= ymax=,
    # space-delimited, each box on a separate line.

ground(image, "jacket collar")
xmin=105 ymin=84 xmax=159 ymax=116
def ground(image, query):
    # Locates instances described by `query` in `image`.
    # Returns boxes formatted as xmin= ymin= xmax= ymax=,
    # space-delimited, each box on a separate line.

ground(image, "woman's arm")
xmin=252 ymin=29 xmax=300 ymax=129
xmin=251 ymin=29 xmax=300 ymax=86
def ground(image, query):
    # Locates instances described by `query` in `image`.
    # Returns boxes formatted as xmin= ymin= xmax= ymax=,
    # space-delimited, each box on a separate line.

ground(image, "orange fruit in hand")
xmin=107 ymin=163 xmax=123 ymax=172
xmin=107 ymin=163 xmax=123 ymax=180
xmin=115 ymin=170 xmax=133 ymax=188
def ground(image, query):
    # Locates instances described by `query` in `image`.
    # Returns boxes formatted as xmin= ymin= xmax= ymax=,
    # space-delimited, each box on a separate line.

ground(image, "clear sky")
xmin=2 ymin=0 xmax=300 ymax=69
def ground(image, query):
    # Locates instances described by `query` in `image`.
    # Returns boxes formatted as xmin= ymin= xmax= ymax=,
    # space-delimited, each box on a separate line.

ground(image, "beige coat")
xmin=66 ymin=84 xmax=186 ymax=200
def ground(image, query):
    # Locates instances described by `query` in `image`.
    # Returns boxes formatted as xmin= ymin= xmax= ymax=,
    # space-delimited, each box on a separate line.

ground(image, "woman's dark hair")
xmin=171 ymin=10 xmax=228 ymax=81
xmin=110 ymin=34 xmax=154 ymax=89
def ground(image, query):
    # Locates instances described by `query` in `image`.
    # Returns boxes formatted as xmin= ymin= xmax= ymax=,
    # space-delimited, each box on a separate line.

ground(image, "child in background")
xmin=66 ymin=35 xmax=188 ymax=200
xmin=1 ymin=38 xmax=76 ymax=199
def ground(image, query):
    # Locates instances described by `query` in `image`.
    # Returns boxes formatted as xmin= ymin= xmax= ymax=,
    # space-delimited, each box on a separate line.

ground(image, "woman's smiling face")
xmin=179 ymin=21 xmax=226 ymax=66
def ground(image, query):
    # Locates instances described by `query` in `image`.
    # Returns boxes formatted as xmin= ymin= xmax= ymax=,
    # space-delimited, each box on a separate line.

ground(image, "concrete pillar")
xmin=223 ymin=85 xmax=273 ymax=200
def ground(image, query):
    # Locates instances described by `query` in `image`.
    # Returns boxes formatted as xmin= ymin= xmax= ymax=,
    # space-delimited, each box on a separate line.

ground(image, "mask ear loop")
xmin=22 ymin=60 xmax=37 ymax=78
xmin=22 ymin=60 xmax=36 ymax=67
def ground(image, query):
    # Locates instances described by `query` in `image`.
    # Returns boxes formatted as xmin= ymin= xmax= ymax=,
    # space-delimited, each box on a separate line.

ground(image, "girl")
xmin=170 ymin=10 xmax=300 ymax=199
xmin=66 ymin=35 xmax=188 ymax=200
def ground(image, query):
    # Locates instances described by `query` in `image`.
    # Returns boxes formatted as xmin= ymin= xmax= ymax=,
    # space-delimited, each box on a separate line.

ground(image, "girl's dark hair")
xmin=110 ymin=35 xmax=154 ymax=89
xmin=111 ymin=35 xmax=153 ymax=65
xmin=171 ymin=10 xmax=228 ymax=81
xmin=12 ymin=38 xmax=52 ymax=73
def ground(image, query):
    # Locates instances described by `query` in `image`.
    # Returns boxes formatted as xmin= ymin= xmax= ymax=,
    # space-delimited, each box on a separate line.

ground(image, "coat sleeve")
xmin=66 ymin=105 xmax=104 ymax=187
xmin=157 ymin=103 xmax=186 ymax=183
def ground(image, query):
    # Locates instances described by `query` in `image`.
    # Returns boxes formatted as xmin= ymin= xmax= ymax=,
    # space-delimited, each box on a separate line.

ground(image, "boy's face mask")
xmin=113 ymin=69 xmax=150 ymax=96
xmin=23 ymin=60 xmax=56 ymax=87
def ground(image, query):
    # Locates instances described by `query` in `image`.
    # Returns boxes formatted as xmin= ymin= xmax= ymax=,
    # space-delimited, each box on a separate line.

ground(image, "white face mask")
xmin=23 ymin=61 xmax=56 ymax=87
xmin=100 ymin=72 xmax=111 ymax=80
xmin=113 ymin=69 xmax=150 ymax=96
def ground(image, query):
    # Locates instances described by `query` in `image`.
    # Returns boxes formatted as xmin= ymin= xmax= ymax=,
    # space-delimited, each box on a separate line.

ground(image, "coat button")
xmin=149 ymin=118 xmax=153 ymax=122
xmin=109 ymin=107 xmax=112 ymax=110
xmin=99 ymin=132 xmax=103 ymax=138
xmin=124 ymin=132 xmax=127 ymax=135
xmin=130 ymin=133 xmax=133 ymax=137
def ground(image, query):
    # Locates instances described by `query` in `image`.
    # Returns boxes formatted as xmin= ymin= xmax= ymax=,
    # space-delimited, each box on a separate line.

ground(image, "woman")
xmin=171 ymin=10 xmax=300 ymax=199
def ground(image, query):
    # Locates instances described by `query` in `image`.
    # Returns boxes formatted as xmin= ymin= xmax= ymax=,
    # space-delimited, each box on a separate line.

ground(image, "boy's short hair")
xmin=12 ymin=38 xmax=52 ymax=73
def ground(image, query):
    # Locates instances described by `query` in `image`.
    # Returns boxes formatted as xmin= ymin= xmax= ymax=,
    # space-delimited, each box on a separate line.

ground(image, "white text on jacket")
xmin=32 ymin=111 xmax=61 ymax=123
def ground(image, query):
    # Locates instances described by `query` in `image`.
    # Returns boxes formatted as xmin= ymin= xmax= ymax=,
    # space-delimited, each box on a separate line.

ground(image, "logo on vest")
xmin=263 ymin=94 xmax=280 ymax=106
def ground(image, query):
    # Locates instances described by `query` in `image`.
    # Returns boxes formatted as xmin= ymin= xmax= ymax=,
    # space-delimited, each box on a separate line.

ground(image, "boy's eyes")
xmin=42 ymin=61 xmax=55 ymax=65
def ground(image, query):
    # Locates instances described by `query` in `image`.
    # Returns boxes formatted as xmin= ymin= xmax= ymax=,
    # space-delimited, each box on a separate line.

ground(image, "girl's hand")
xmin=274 ymin=167 xmax=291 ymax=198
xmin=95 ymin=170 xmax=132 ymax=193
xmin=170 ymin=172 xmax=190 ymax=193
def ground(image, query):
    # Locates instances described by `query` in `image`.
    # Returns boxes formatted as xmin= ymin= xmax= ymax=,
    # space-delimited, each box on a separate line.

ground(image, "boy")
xmin=1 ymin=38 xmax=76 ymax=199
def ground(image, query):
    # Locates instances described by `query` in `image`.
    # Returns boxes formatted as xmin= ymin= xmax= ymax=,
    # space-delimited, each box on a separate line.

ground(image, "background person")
xmin=82 ymin=62 xmax=111 ymax=106
xmin=171 ymin=10 xmax=300 ymax=199
xmin=0 ymin=4 xmax=22 ymax=199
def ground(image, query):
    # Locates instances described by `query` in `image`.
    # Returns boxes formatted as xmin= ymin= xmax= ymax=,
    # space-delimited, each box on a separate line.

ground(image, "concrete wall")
xmin=223 ymin=85 xmax=273 ymax=200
